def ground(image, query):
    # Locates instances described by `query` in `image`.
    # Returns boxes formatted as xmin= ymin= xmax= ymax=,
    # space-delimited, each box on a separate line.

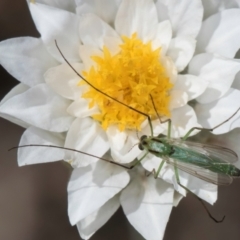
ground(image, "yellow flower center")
xmin=79 ymin=33 xmax=173 ymax=131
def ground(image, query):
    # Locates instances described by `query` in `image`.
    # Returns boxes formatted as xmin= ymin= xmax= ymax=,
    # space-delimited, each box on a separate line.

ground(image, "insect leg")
xmin=174 ymin=164 xmax=225 ymax=223
xmin=182 ymin=107 xmax=240 ymax=140
xmin=129 ymin=151 xmax=149 ymax=169
xmin=149 ymin=94 xmax=172 ymax=138
xmin=146 ymin=159 xmax=166 ymax=178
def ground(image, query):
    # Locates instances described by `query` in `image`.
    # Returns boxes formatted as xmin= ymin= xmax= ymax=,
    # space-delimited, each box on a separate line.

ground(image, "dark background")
xmin=1 ymin=1 xmax=240 ymax=240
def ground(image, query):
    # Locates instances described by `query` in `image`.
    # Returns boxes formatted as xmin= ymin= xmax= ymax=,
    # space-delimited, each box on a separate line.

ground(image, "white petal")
xmin=79 ymin=45 xmax=103 ymax=71
xmin=194 ymin=88 xmax=240 ymax=134
xmin=155 ymin=0 xmax=169 ymax=23
xmin=115 ymin=0 xmax=158 ymax=42
xmin=18 ymin=126 xmax=65 ymax=166
xmin=109 ymin=128 xmax=142 ymax=164
xmin=162 ymin=56 xmax=178 ymax=84
xmin=67 ymin=99 xmax=100 ymax=118
xmin=0 ymin=37 xmax=57 ymax=87
xmin=120 ymin=167 xmax=174 ymax=240
xmin=188 ymin=53 xmax=240 ymax=103
xmin=29 ymin=3 xmax=80 ymax=62
xmin=44 ymin=62 xmax=84 ymax=100
xmin=169 ymin=90 xmax=188 ymax=110
xmin=79 ymin=13 xmax=119 ymax=49
xmin=106 ymin=125 xmax=127 ymax=151
xmin=156 ymin=0 xmax=203 ymax=38
xmin=178 ymin=172 xmax=217 ymax=205
xmin=232 ymin=70 xmax=240 ymax=91
xmin=103 ymin=36 xmax=122 ymax=56
xmin=65 ymin=118 xmax=109 ymax=167
xmin=0 ymin=84 xmax=30 ymax=128
xmin=142 ymin=155 xmax=217 ymax=204
xmin=68 ymin=161 xmax=130 ymax=225
xmin=197 ymin=9 xmax=240 ymax=58
xmin=76 ymin=0 xmax=121 ymax=25
xmin=151 ymin=20 xmax=172 ymax=53
xmin=77 ymin=194 xmax=120 ymax=240
xmin=0 ymin=83 xmax=74 ymax=132
xmin=141 ymin=119 xmax=165 ymax=136
xmin=173 ymin=74 xmax=208 ymax=101
xmin=202 ymin=0 xmax=240 ymax=19
xmin=167 ymin=36 xmax=196 ymax=72
xmin=167 ymin=105 xmax=201 ymax=138
xmin=173 ymin=191 xmax=183 ymax=207
xmin=35 ymin=0 xmax=76 ymax=12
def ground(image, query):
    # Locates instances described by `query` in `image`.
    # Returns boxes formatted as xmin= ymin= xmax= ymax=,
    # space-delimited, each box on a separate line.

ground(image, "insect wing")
xmin=168 ymin=139 xmax=238 ymax=164
xmin=165 ymin=157 xmax=233 ymax=186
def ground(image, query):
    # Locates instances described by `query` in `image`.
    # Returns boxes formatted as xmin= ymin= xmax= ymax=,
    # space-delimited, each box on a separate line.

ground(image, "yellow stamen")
xmin=79 ymin=33 xmax=173 ymax=131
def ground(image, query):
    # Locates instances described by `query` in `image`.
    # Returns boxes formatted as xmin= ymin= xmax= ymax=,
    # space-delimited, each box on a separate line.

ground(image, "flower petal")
xmin=167 ymin=36 xmax=196 ymax=72
xmin=0 ymin=37 xmax=57 ymax=87
xmin=173 ymin=74 xmax=208 ymax=101
xmin=29 ymin=3 xmax=80 ymax=62
xmin=79 ymin=13 xmax=119 ymax=49
xmin=194 ymin=88 xmax=240 ymax=134
xmin=155 ymin=0 xmax=169 ymax=23
xmin=76 ymin=0 xmax=121 ymax=25
xmin=35 ymin=0 xmax=76 ymax=12
xmin=151 ymin=20 xmax=172 ymax=53
xmin=108 ymin=127 xmax=142 ymax=164
xmin=142 ymin=155 xmax=217 ymax=204
xmin=201 ymin=0 xmax=240 ymax=19
xmin=103 ymin=36 xmax=122 ymax=56
xmin=0 ymin=83 xmax=74 ymax=132
xmin=115 ymin=0 xmax=158 ymax=42
xmin=173 ymin=191 xmax=183 ymax=207
xmin=79 ymin=45 xmax=103 ymax=71
xmin=77 ymin=194 xmax=120 ymax=240
xmin=188 ymin=53 xmax=240 ymax=104
xmin=196 ymin=9 xmax=240 ymax=58
xmin=232 ymin=70 xmax=240 ymax=91
xmin=120 ymin=167 xmax=174 ymax=240
xmin=169 ymin=90 xmax=188 ymax=110
xmin=106 ymin=126 xmax=127 ymax=151
xmin=156 ymin=0 xmax=203 ymax=38
xmin=167 ymin=105 xmax=201 ymax=138
xmin=68 ymin=161 xmax=130 ymax=225
xmin=67 ymin=99 xmax=100 ymax=118
xmin=65 ymin=118 xmax=109 ymax=167
xmin=18 ymin=126 xmax=65 ymax=166
xmin=44 ymin=62 xmax=84 ymax=100
xmin=0 ymin=84 xmax=30 ymax=128
xmin=170 ymin=170 xmax=217 ymax=205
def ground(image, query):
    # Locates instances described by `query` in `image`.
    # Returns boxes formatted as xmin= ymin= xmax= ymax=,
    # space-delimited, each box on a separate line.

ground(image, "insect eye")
xmin=138 ymin=143 xmax=144 ymax=150
xmin=140 ymin=135 xmax=147 ymax=141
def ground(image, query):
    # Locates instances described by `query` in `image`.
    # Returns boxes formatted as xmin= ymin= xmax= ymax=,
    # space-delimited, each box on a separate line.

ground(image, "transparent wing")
xmin=165 ymin=157 xmax=233 ymax=186
xmin=167 ymin=138 xmax=238 ymax=164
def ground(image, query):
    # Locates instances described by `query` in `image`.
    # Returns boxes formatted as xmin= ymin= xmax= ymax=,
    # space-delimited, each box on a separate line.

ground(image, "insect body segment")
xmin=139 ymin=135 xmax=174 ymax=156
xmin=138 ymin=135 xmax=240 ymax=185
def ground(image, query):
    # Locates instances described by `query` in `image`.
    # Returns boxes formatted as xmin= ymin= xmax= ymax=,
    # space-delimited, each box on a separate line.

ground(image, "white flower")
xmin=1 ymin=0 xmax=240 ymax=239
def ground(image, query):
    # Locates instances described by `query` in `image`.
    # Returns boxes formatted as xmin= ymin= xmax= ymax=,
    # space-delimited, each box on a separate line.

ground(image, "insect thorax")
xmin=138 ymin=135 xmax=173 ymax=157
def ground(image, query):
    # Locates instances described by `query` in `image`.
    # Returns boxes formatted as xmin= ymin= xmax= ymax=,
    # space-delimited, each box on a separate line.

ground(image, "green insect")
xmin=12 ymin=41 xmax=240 ymax=223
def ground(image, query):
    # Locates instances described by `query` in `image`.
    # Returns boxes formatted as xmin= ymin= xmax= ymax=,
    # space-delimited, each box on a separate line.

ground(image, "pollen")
xmin=79 ymin=33 xmax=173 ymax=131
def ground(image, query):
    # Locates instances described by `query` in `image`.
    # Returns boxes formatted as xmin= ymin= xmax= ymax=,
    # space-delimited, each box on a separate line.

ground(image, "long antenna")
xmin=55 ymin=40 xmax=153 ymax=136
xmin=9 ymin=144 xmax=133 ymax=169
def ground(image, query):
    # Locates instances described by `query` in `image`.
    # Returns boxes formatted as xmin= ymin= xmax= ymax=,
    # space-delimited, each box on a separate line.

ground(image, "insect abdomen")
xmin=209 ymin=163 xmax=240 ymax=177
